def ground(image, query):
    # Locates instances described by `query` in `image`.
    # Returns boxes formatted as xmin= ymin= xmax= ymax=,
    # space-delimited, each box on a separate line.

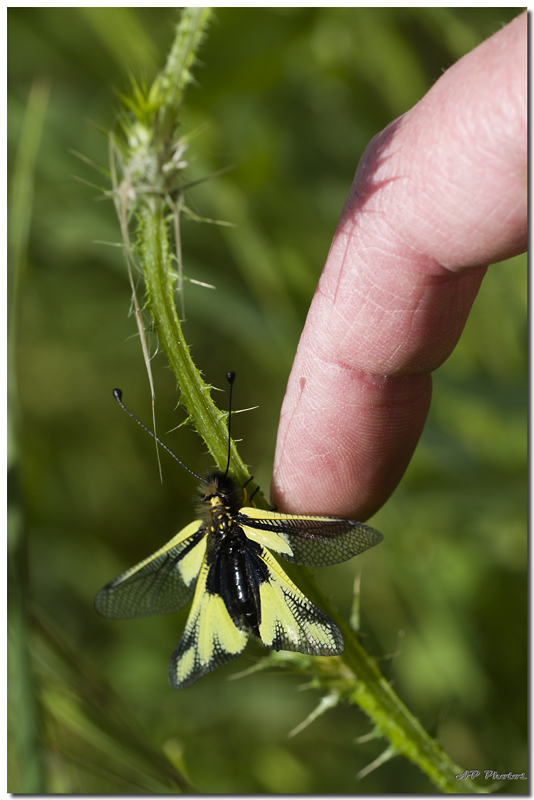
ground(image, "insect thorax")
xmin=197 ymin=470 xmax=243 ymax=526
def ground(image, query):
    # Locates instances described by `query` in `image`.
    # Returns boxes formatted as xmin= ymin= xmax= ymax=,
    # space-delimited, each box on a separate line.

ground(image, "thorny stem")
xmin=112 ymin=7 xmax=489 ymax=793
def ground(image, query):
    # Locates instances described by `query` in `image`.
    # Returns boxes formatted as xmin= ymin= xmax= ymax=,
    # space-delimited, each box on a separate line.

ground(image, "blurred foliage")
xmin=8 ymin=7 xmax=526 ymax=794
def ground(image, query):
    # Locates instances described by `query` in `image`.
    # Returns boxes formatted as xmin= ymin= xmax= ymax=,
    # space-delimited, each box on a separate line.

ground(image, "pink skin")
xmin=271 ymin=12 xmax=527 ymax=521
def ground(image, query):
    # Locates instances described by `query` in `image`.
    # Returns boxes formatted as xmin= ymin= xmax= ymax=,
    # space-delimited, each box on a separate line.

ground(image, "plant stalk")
xmin=116 ymin=8 xmax=488 ymax=793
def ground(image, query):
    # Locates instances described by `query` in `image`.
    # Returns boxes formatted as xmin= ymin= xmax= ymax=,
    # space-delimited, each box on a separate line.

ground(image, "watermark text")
xmin=456 ymin=769 xmax=527 ymax=781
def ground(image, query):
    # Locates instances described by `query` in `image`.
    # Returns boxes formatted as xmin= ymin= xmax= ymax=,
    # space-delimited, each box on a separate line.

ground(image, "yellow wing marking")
xmin=238 ymin=507 xmax=383 ymax=568
xmin=178 ymin=535 xmax=207 ymax=586
xmin=118 ymin=520 xmax=202 ymax=582
xmin=170 ymin=562 xmax=248 ymax=689
xmin=239 ymin=506 xmax=343 ymax=560
xmin=240 ymin=508 xmax=338 ymax=522
xmin=239 ymin=524 xmax=294 ymax=557
xmin=257 ymin=549 xmax=343 ymax=656
xmin=95 ymin=519 xmax=206 ymax=619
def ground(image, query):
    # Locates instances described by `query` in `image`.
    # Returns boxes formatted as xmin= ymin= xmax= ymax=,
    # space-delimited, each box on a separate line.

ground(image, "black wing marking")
xmin=168 ymin=560 xmax=249 ymax=690
xmin=237 ymin=508 xmax=383 ymax=567
xmin=255 ymin=548 xmax=343 ymax=656
xmin=95 ymin=521 xmax=206 ymax=619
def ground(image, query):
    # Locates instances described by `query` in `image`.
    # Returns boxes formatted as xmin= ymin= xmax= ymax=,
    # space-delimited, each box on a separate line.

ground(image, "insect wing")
xmin=95 ymin=521 xmax=206 ymax=619
xmin=254 ymin=547 xmax=343 ymax=656
xmin=237 ymin=508 xmax=383 ymax=567
xmin=168 ymin=560 xmax=249 ymax=690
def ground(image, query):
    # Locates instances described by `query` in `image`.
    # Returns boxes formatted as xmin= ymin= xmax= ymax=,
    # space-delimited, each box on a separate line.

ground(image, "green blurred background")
xmin=8 ymin=7 xmax=527 ymax=794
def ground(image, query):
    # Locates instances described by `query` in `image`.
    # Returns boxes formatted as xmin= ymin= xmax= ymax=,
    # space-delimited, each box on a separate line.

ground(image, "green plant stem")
xmin=159 ymin=7 xmax=213 ymax=121
xmin=282 ymin=564 xmax=487 ymax=793
xmin=138 ymin=201 xmax=265 ymax=505
xmin=121 ymin=8 xmax=487 ymax=794
xmin=113 ymin=6 xmax=266 ymax=505
xmin=138 ymin=194 xmax=484 ymax=792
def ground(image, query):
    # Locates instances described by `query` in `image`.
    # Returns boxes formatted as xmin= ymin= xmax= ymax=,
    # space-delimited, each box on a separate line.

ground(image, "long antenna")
xmin=113 ymin=388 xmax=206 ymax=483
xmin=225 ymin=371 xmax=236 ymax=478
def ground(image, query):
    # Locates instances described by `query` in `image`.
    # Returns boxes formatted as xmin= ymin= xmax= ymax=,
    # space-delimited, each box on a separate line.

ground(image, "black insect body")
xmin=95 ymin=383 xmax=383 ymax=689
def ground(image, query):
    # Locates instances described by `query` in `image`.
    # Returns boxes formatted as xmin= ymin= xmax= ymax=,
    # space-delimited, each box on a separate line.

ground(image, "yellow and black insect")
xmin=95 ymin=374 xmax=383 ymax=689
